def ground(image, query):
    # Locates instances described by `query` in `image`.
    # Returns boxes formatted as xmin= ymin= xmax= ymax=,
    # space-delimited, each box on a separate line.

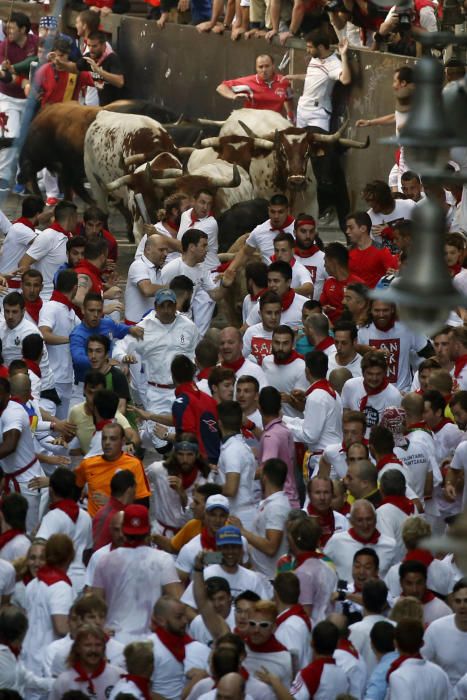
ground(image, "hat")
xmin=205 ymin=494 xmax=230 ymax=513
xmin=154 ymin=288 xmax=176 ymax=306
xmin=215 ymin=525 xmax=242 ymax=547
xmin=122 ymin=504 xmax=150 ymax=535
xmin=39 ymin=15 xmax=58 ymax=28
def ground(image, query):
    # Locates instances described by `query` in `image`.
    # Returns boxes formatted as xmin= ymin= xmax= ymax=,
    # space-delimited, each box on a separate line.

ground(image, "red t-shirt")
xmin=348 ymin=245 xmax=398 ymax=289
xmin=35 ymin=64 xmax=94 ymax=108
xmin=221 ymin=73 xmax=292 ymax=113
xmin=320 ymin=273 xmax=365 ymax=324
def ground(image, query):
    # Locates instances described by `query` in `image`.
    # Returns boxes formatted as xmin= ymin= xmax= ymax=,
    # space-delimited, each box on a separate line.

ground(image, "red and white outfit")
xmin=376 ymin=495 xmax=415 ymax=560
xmin=314 ymin=336 xmax=336 ymax=357
xmin=178 ymin=208 xmax=220 ymax=272
xmin=249 ymin=490 xmax=290 ymax=578
xmin=396 ymin=591 xmax=452 ymax=626
xmin=262 ymin=351 xmax=309 ymax=418
xmin=283 ymin=379 xmax=342 ymax=476
xmin=242 ymin=322 xmax=274 ymax=365
xmin=247 ymin=290 xmax=309 ymax=331
xmin=396 ymin=425 xmax=441 ymax=505
xmin=49 ymin=661 xmax=122 ymax=700
xmin=242 ymin=289 xmax=268 ymax=324
xmin=324 ymin=527 xmax=397 ymax=581
xmin=294 ymin=245 xmax=327 ymax=300
xmin=306 ymin=504 xmax=348 ymax=547
xmin=180 ymin=562 xmax=266 ymax=608
xmin=289 ymin=657 xmax=348 ymax=699
xmin=22 ymin=566 xmax=74 ymax=677
xmin=270 ymin=254 xmax=313 ymax=291
xmin=92 ymin=544 xmax=180 ymax=643
xmin=124 ymin=254 xmax=163 ymax=324
xmin=148 ymin=627 xmax=210 ymax=700
xmin=221 ymin=355 xmax=267 ymax=389
xmin=36 ymin=499 xmax=92 ymax=594
xmin=220 ymin=73 xmax=292 ymax=113
xmin=349 ymin=614 xmax=395 ymax=674
xmin=0 ymin=217 xmax=37 ymax=285
xmin=357 ymin=320 xmax=428 ymax=392
xmin=44 ymin=632 xmax=124 ymax=678
xmin=385 ymin=549 xmax=454 ymax=599
xmin=38 ymin=291 xmax=80 ymax=419
xmin=341 ymin=376 xmax=402 ymax=435
xmin=275 ymin=605 xmax=312 ymax=670
xmin=454 ymin=353 xmax=467 ymax=391
xmin=26 ymin=222 xmax=70 ymax=300
xmin=109 ymin=675 xmax=152 ymax=700
xmin=327 ymin=351 xmax=362 ymax=377
xmin=0 ymin=529 xmax=30 ymax=562
xmin=334 ymin=639 xmax=367 ymax=699
xmin=136 ymin=221 xmax=180 ymax=264
xmin=246 ymin=216 xmax=295 ymax=264
xmin=211 ymin=433 xmax=257 ymax=529
xmin=244 ymin=636 xmax=293 ymax=687
xmin=449 ymin=438 xmax=467 ymax=510
xmin=386 ymin=654 xmax=453 ymax=700
xmin=294 ymin=552 xmax=338 ymax=625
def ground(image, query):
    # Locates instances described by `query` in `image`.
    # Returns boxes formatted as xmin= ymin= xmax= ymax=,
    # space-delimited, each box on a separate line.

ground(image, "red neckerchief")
xmin=24 ymin=358 xmax=41 ymax=378
xmin=301 ymin=657 xmax=336 ymax=695
xmin=24 ymin=298 xmax=43 ymax=325
xmin=50 ymin=290 xmax=81 ymax=317
xmin=421 ymin=589 xmax=436 ymax=603
xmin=315 ymin=337 xmax=335 ymax=352
xmin=240 ymin=667 xmax=249 ymax=681
xmin=22 ymin=572 xmax=33 ymax=585
xmin=14 ymin=216 xmax=35 ymax=231
xmin=189 ymin=209 xmax=213 ymax=226
xmin=454 ymin=354 xmax=467 ymax=378
xmin=153 ymin=626 xmax=192 ymax=662
xmin=337 ymin=638 xmax=359 ymax=659
xmin=50 ymin=499 xmax=79 ymax=523
xmin=405 ymin=421 xmax=432 ymax=435
xmin=340 ymin=502 xmax=351 ymax=516
xmin=306 ymin=379 xmax=336 ymax=399
xmin=404 ymin=548 xmax=434 ymax=567
xmin=294 ymin=550 xmax=325 ymax=567
xmin=6 ymin=643 xmax=20 ymax=658
xmin=432 ymin=417 xmax=454 ymax=433
xmin=175 ymin=381 xmax=200 ymax=399
xmin=270 ymin=254 xmax=296 ymax=268
xmin=281 ymin=289 xmax=296 ymax=311
xmin=49 ymin=221 xmax=72 ymax=239
xmin=180 ymin=467 xmax=199 ymax=491
xmin=123 ymin=674 xmax=151 ymax=700
xmin=375 ymin=454 xmax=403 ymax=473
xmin=387 ymin=653 xmax=423 ymax=681
xmin=197 ymin=367 xmax=213 ymax=381
xmin=270 ymin=215 xmax=294 ymax=232
xmin=307 ymin=504 xmax=335 ymax=546
xmin=450 ymin=263 xmax=462 ymax=276
xmin=247 ymin=635 xmax=287 ymax=653
xmin=381 ymin=495 xmax=414 ymax=516
xmin=250 ymin=288 xmax=268 ymax=302
xmin=73 ymin=659 xmax=107 ymax=694
xmin=294 ymin=244 xmax=320 ymax=258
xmin=348 ymin=527 xmax=380 ymax=545
xmin=0 ymin=529 xmax=24 ymax=550
xmin=36 ymin=565 xmax=72 ymax=587
xmin=359 ymin=378 xmax=390 ymax=410
xmin=200 ymin=527 xmax=217 ymax=550
xmin=276 ymin=604 xmax=311 ymax=631
xmin=95 ymin=419 xmax=114 ymax=432
xmin=274 ymin=349 xmax=303 ymax=365
xmin=222 ymin=356 xmax=246 ymax=373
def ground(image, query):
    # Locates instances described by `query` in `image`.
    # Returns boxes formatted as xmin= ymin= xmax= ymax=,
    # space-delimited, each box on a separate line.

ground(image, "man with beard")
xmin=262 ymin=325 xmax=309 ymax=418
xmin=358 ymin=301 xmax=432 ymax=392
xmin=246 ymin=262 xmax=308 ymax=332
xmin=49 ymin=624 xmax=121 ymax=698
xmin=293 ymin=214 xmax=327 ymax=300
xmin=342 ymin=282 xmax=371 ymax=329
xmin=242 ymin=291 xmax=282 ymax=365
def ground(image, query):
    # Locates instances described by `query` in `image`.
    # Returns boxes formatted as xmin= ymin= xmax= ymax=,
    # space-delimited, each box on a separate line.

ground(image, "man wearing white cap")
xmin=113 ymin=287 xmax=199 ymax=447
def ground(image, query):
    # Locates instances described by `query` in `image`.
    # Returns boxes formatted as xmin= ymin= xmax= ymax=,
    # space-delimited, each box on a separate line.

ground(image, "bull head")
xmin=201 ymin=135 xmax=273 ymax=151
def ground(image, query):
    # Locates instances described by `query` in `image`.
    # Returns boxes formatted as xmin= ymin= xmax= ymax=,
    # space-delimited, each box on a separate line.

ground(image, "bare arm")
xmin=222 ymin=243 xmax=256 ymax=285
xmin=193 ymin=554 xmax=230 ymax=638
xmin=221 ymin=472 xmax=240 ymax=498
xmin=17 ymin=253 xmax=36 ymax=275
xmin=356 ymin=113 xmax=396 ymax=127
xmin=51 ymin=614 xmax=69 ymax=637
xmin=163 ymin=581 xmax=184 ymax=599
xmin=338 ymin=40 xmax=352 ymax=86
xmin=233 ymin=519 xmax=284 ymax=557
xmin=137 ymin=279 xmax=165 ymax=297
xmin=38 ymin=325 xmax=69 ymax=346
xmin=0 ymin=430 xmax=20 ymax=459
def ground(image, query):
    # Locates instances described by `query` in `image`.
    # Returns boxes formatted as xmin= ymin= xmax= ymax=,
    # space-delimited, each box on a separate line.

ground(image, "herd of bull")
xmin=17 ymin=99 xmax=369 ymax=247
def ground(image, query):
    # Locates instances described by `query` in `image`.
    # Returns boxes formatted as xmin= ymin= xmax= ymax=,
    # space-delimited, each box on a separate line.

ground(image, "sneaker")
xmin=45 ymin=197 xmax=59 ymax=207
xmin=0 ymin=179 xmax=10 ymax=192
xmin=12 ymin=183 xmax=26 ymax=195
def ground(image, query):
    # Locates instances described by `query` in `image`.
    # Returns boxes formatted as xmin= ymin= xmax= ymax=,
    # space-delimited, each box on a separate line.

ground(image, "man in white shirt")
xmin=305 ymin=476 xmax=349 ymax=547
xmin=283 ymin=350 xmax=342 ymax=478
xmin=398 ymin=560 xmax=451 ymax=626
xmin=305 ymin=313 xmax=336 ymax=357
xmin=219 ymin=326 xmax=267 ymax=388
xmin=0 ymin=195 xmax=43 ymax=284
xmin=318 ymin=409 xmax=367 ymax=480
xmin=449 ymin=326 xmax=467 ymax=390
xmin=38 ymin=268 xmax=80 ymax=419
xmin=244 ymin=600 xmax=293 ymax=688
xmin=18 ymin=200 xmax=78 ymax=300
xmin=262 ymin=324 xmax=309 ymax=418
xmin=349 ymin=579 xmax=393 ymax=674
xmin=377 ymin=469 xmax=415 ymax=560
xmin=0 ymin=492 xmax=30 ymax=562
xmin=91 ymin=504 xmax=183 ymax=643
xmin=246 ymin=261 xmax=308 ymax=331
xmin=273 ymin=572 xmax=312 ymax=673
xmin=242 ymin=291 xmax=282 ymax=365
xmin=292 ymin=214 xmax=327 ymax=300
xmin=271 ymin=232 xmax=314 ymax=298
xmin=422 ymin=578 xmax=467 ymax=687
xmin=324 ymin=499 xmax=397 ymax=581
xmin=124 ymin=233 xmax=168 ymax=324
xmin=161 ymin=229 xmax=225 ymax=335
xmin=177 ymin=188 xmax=220 ymax=271
xmin=327 ymin=321 xmax=362 ymax=377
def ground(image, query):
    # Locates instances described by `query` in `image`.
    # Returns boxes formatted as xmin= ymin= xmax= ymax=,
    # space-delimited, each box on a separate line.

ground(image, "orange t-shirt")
xmin=75 ymin=452 xmax=151 ymax=517
xmin=170 ymin=519 xmax=202 ymax=553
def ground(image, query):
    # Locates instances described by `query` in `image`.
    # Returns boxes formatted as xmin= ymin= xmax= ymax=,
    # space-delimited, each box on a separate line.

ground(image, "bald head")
xmin=401 ymin=392 xmax=424 ymax=421
xmin=144 ymin=233 xmax=169 ymax=267
xmin=329 ymin=367 xmax=352 ymax=394
xmin=219 ymin=327 xmax=243 ymax=363
xmin=9 ymin=373 xmax=31 ymax=401
xmin=216 ymin=672 xmax=246 ymax=700
xmin=350 ymin=499 xmax=377 ymax=539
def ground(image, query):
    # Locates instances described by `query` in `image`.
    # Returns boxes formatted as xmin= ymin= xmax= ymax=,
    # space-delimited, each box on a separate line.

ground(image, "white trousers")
xmin=0 ymin=94 xmax=26 ymax=180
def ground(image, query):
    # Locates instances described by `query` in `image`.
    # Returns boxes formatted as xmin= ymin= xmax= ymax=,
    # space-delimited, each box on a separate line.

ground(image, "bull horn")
xmin=151 ymin=168 xmax=183 ymax=179
xmin=178 ymin=147 xmax=196 ymax=155
xmin=152 ymin=177 xmax=178 ymax=189
xmin=312 ymin=117 xmax=350 ymax=143
xmin=338 ymin=135 xmax=370 ymax=149
xmin=106 ymin=174 xmax=133 ymax=191
xmin=164 ymin=113 xmax=184 ymax=126
xmin=124 ymin=153 xmax=146 ymax=167
xmin=253 ymin=137 xmax=274 ymax=150
xmin=209 ymin=164 xmax=241 ymax=189
xmin=201 ymin=137 xmax=220 ymax=148
xmin=198 ymin=118 xmax=226 ymax=126
xmin=238 ymin=120 xmax=254 ymax=137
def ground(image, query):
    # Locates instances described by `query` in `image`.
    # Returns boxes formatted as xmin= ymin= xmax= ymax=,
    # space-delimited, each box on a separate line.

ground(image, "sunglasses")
xmin=248 ymin=620 xmax=273 ymax=628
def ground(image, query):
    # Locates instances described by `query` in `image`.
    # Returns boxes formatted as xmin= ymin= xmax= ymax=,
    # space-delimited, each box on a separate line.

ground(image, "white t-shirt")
xmin=175 ymin=533 xmax=249 ymax=577
xmin=84 ymin=542 xmax=110 ymax=587
xmin=26 ymin=227 xmax=68 ymax=300
xmin=423 ymin=614 xmax=467 ymax=687
xmin=289 ymin=660 xmax=349 ymax=699
xmin=324 ymin=529 xmax=397 ymax=581
xmin=124 ymin=254 xmax=162 ymax=323
xmin=49 ymin=663 xmax=122 ymax=700
xmin=283 ymin=383 xmax=343 ymax=452
xmin=385 ymin=557 xmax=454 ymax=599
xmin=246 ymin=218 xmax=295 ymax=263
xmin=0 ymin=559 xmax=16 ymax=597
xmin=0 ymin=316 xmax=54 ymax=390
xmin=250 ymin=491 xmax=290 ymax=578
xmin=368 ymin=198 xmax=416 ymax=231
xmin=38 ymin=299 xmax=80 ymax=384
xmin=230 ymin=357 xmax=267 ymax=389
xmin=178 ymin=209 xmax=220 ymax=271
xmin=0 ymin=220 xmax=37 ymax=276
xmin=149 ymin=633 xmax=210 ymax=700
xmin=247 ymin=292 xmax=309 ymax=331
xmin=0 ymin=401 xmax=41 ymax=480
xmin=449 ymin=440 xmax=467 ymax=509
xmin=92 ymin=545 xmax=180 ymax=643
xmin=189 ymin=608 xmax=236 ymax=646
xmin=388 ymin=657 xmax=453 ymax=700
xmin=350 ymin=614 xmax=395 ymax=674
xmin=395 ymin=428 xmax=440 ymax=502
xmin=161 ymin=257 xmax=216 ymax=297
xmin=288 ymin=258 xmax=314 ymax=290
xmin=262 ymin=354 xmax=309 ymax=418
xmin=242 ymin=322 xmax=273 ymax=365
xmin=376 ymin=502 xmax=409 ymax=561
xmin=294 ymin=557 xmax=338 ymax=625
xmin=327 ymin=351 xmax=362 ymax=378
xmin=145 ymin=460 xmax=199 ymax=532
xmin=293 ymin=248 xmax=327 ymax=300
xmin=45 ymin=633 xmax=124 ymax=677
xmin=357 ymin=321 xmax=427 ymax=392
xmin=181 ymin=563 xmax=270 ymax=609
xmin=297 ymin=52 xmax=343 ymax=129
xmin=275 ymin=613 xmax=312 ymax=671
xmin=0 ymin=533 xmax=30 ymax=562
xmin=212 ymin=434 xmax=257 ymax=527
xmin=341 ymin=376 xmax=402 ymax=434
